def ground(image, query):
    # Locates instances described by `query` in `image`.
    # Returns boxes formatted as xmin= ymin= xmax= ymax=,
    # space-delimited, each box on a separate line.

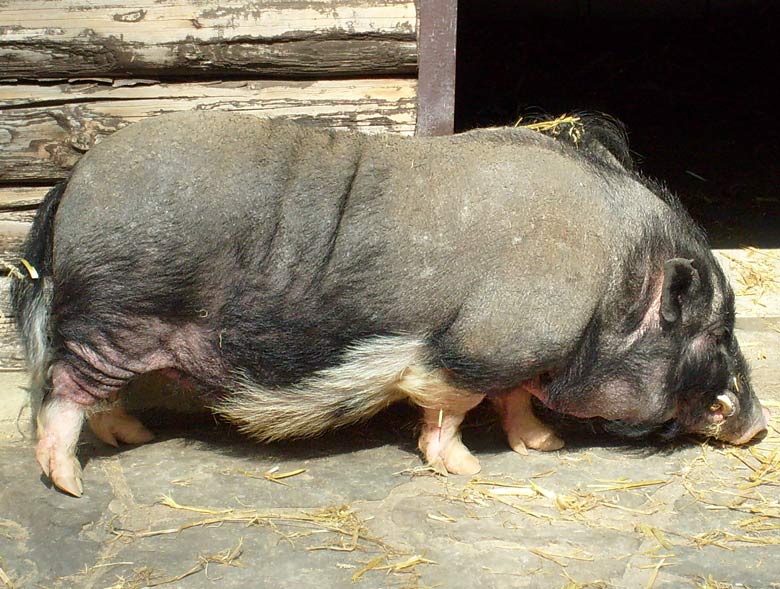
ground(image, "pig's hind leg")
xmin=37 ymin=353 xmax=154 ymax=497
xmin=88 ymin=404 xmax=155 ymax=448
xmin=36 ymin=392 xmax=86 ymax=497
xmin=492 ymin=380 xmax=564 ymax=454
xmin=417 ymin=402 xmax=484 ymax=475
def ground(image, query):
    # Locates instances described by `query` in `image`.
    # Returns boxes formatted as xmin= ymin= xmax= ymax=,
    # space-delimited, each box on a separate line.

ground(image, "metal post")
xmin=416 ymin=0 xmax=457 ymax=136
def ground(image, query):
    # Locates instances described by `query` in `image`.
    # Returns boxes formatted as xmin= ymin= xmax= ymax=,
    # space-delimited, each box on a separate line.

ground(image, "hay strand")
xmin=116 ymin=496 xmax=401 ymax=561
xmin=636 ymin=524 xmax=675 ymax=550
xmin=0 ymin=566 xmax=14 ymax=589
xmin=19 ymin=258 xmax=39 ymax=279
xmin=101 ymin=540 xmax=243 ymax=589
xmin=644 ymin=557 xmax=667 ymax=589
xmin=0 ymin=258 xmax=25 ymax=281
xmin=350 ymin=554 xmax=436 ymax=583
xmin=588 ymin=479 xmax=667 ymax=492
xmin=515 ymin=114 xmax=585 ymax=145
xmin=721 ymin=248 xmax=780 ymax=300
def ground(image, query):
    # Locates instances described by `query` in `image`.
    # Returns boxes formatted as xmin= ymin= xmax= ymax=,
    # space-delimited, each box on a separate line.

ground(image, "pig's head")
xmin=546 ymin=255 xmax=769 ymax=447
xmin=659 ymin=258 xmax=770 ymax=445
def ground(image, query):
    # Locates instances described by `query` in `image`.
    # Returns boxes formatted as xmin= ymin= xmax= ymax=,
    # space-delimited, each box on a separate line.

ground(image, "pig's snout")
xmin=727 ymin=405 xmax=771 ymax=446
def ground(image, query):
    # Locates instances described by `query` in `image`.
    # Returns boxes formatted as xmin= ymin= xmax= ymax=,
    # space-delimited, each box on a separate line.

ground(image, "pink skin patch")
xmin=621 ymin=274 xmax=664 ymax=350
xmin=711 ymin=411 xmax=725 ymax=424
xmin=51 ymin=362 xmax=115 ymax=405
xmin=158 ymin=368 xmax=201 ymax=391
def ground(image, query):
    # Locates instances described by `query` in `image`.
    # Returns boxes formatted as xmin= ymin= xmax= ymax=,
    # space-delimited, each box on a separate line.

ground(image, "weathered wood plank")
xmin=0 ymin=209 xmax=35 ymax=223
xmin=0 ymin=319 xmax=25 ymax=371
xmin=0 ymin=78 xmax=417 ymax=182
xmin=0 ymin=189 xmax=44 ymax=272
xmin=0 ymin=205 xmax=34 ymax=268
xmin=0 ymin=0 xmax=417 ymax=79
xmin=0 ymin=186 xmax=49 ymax=210
xmin=0 ymin=220 xmax=28 ymax=268
xmin=0 ymin=276 xmax=25 ymax=371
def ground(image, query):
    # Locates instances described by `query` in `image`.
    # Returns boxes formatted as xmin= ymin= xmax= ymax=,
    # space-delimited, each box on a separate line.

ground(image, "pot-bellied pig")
xmin=12 ymin=112 xmax=769 ymax=497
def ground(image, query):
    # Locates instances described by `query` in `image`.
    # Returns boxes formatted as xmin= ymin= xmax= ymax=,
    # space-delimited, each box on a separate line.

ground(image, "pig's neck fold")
xmin=622 ymin=274 xmax=663 ymax=350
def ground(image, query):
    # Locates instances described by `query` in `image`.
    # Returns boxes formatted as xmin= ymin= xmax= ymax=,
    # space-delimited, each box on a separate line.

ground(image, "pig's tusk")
xmin=717 ymin=394 xmax=736 ymax=418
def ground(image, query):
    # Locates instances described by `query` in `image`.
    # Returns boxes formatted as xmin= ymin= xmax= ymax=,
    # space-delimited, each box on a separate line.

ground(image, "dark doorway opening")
xmin=456 ymin=1 xmax=778 ymax=247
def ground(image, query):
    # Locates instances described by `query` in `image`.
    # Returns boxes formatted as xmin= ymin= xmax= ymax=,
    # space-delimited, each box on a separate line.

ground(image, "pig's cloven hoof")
xmin=36 ymin=435 xmax=84 ymax=497
xmin=420 ymin=434 xmax=482 ymax=476
xmin=508 ymin=428 xmax=565 ymax=454
xmin=88 ymin=406 xmax=155 ymax=447
xmin=442 ymin=440 xmax=482 ymax=475
xmin=492 ymin=386 xmax=565 ymax=455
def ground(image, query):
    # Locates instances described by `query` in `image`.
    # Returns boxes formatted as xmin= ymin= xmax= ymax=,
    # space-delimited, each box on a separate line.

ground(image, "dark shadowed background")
xmin=455 ymin=0 xmax=778 ymax=248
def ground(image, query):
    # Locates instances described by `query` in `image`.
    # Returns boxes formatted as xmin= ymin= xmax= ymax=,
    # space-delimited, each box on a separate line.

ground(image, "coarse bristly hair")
xmin=214 ymin=334 xmax=480 ymax=442
xmin=10 ymin=183 xmax=66 ymax=420
xmin=13 ymin=112 xmax=760 ymax=453
xmin=519 ymin=110 xmax=635 ymax=172
xmin=213 ymin=335 xmax=418 ymax=441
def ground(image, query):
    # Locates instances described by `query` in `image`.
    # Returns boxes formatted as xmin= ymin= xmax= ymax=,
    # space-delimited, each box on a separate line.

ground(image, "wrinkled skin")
xmin=11 ymin=112 xmax=768 ymax=497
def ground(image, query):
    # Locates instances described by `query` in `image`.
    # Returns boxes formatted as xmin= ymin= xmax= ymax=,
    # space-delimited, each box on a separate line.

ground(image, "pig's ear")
xmin=661 ymin=258 xmax=699 ymax=324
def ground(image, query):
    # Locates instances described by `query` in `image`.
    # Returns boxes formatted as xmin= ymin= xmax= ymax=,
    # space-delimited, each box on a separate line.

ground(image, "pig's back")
xmin=55 ymin=112 xmax=364 ymax=284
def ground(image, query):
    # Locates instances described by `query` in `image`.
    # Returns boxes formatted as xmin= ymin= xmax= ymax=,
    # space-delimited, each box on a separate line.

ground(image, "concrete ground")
xmin=1 ymin=252 xmax=779 ymax=589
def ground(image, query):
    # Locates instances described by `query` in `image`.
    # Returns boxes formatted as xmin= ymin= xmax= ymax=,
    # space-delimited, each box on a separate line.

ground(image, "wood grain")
xmin=0 ymin=277 xmax=25 ymax=371
xmin=0 ymin=0 xmax=417 ymax=79
xmin=0 ymin=186 xmax=49 ymax=209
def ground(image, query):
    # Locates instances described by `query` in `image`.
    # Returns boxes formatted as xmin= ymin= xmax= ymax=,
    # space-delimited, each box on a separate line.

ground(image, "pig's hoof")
xmin=508 ymin=437 xmax=529 ymax=456
xmin=88 ymin=407 xmax=155 ymax=447
xmin=444 ymin=443 xmax=482 ymax=475
xmin=428 ymin=457 xmax=449 ymax=476
xmin=36 ymin=436 xmax=84 ymax=497
xmin=525 ymin=430 xmax=564 ymax=452
xmin=425 ymin=440 xmax=481 ymax=476
xmin=508 ymin=429 xmax=564 ymax=454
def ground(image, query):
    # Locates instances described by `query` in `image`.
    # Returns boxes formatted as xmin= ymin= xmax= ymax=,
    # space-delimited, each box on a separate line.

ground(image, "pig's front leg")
xmin=398 ymin=368 xmax=485 ymax=475
xmin=492 ymin=382 xmax=564 ymax=454
xmin=418 ymin=397 xmax=484 ymax=475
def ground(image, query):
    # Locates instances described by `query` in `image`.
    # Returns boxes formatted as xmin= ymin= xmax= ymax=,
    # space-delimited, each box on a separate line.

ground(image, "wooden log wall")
xmin=0 ymin=0 xmax=417 ymax=79
xmin=0 ymin=0 xmax=420 ymax=370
